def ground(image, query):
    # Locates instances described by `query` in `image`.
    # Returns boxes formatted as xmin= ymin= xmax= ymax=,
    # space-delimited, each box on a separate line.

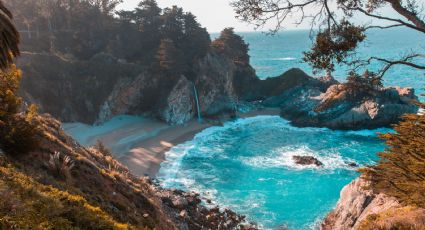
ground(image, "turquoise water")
xmin=158 ymin=116 xmax=390 ymax=229
xmin=157 ymin=29 xmax=422 ymax=229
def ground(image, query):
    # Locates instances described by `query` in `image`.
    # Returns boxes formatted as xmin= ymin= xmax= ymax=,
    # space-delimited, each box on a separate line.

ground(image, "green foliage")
xmin=0 ymin=65 xmax=39 ymax=154
xmin=156 ymin=39 xmax=184 ymax=76
xmin=360 ymin=108 xmax=425 ymax=208
xmin=315 ymin=70 xmax=382 ymax=112
xmin=303 ymin=20 xmax=366 ymax=73
xmin=5 ymin=0 xmax=211 ymax=73
xmin=212 ymin=27 xmax=250 ymax=65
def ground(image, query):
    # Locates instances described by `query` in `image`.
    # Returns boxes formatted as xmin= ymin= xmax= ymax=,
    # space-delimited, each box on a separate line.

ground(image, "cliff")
xmin=0 ymin=114 xmax=255 ymax=229
xmin=18 ymin=52 xmax=418 ymax=129
xmin=17 ymin=51 xmax=259 ymax=125
xmin=322 ymin=178 xmax=425 ymax=230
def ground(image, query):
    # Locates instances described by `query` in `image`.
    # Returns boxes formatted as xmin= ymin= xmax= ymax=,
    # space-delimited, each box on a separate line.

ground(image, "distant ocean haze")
xmin=213 ymin=27 xmax=425 ymax=98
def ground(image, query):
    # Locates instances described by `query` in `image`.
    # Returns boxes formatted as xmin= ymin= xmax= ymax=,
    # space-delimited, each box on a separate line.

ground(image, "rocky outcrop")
xmin=160 ymin=76 xmax=196 ymax=125
xmin=322 ymin=178 xmax=425 ymax=230
xmin=292 ymin=156 xmax=323 ymax=166
xmin=322 ymin=178 xmax=400 ymax=230
xmin=267 ymin=72 xmax=419 ymax=130
xmin=96 ymin=51 xmax=258 ymax=124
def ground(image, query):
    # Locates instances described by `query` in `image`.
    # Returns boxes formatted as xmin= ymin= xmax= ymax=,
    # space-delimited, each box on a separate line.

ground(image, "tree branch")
xmin=384 ymin=0 xmax=425 ymax=32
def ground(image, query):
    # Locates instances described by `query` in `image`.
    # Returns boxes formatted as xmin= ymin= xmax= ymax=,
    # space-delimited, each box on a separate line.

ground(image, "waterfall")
xmin=193 ymin=83 xmax=202 ymax=123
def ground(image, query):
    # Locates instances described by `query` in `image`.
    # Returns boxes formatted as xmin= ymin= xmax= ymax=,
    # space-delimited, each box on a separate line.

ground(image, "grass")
xmin=0 ymin=155 xmax=135 ymax=230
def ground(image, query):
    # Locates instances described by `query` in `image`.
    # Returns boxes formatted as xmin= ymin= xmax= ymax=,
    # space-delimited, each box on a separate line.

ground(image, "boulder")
xmin=292 ymin=156 xmax=323 ymax=167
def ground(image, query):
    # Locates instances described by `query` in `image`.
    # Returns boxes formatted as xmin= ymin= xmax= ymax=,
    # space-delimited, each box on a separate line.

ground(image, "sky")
xmin=117 ymin=0 xmax=401 ymax=33
xmin=118 ymin=0 xmax=291 ymax=32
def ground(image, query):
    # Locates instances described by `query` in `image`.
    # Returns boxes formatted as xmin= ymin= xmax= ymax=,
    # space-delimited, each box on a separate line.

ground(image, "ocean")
xmin=214 ymin=27 xmax=425 ymax=97
xmin=157 ymin=28 xmax=424 ymax=229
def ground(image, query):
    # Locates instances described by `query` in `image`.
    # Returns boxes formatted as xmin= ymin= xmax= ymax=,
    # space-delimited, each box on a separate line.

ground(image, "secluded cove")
xmin=62 ymin=108 xmax=281 ymax=177
xmin=63 ymin=113 xmax=389 ymax=229
xmin=157 ymin=116 xmax=389 ymax=229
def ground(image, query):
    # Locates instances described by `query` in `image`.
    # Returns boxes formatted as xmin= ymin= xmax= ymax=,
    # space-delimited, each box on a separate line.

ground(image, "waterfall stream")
xmin=193 ymin=84 xmax=202 ymax=123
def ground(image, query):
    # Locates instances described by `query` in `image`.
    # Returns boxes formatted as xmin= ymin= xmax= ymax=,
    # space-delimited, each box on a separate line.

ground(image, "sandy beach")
xmin=63 ymin=108 xmax=281 ymax=177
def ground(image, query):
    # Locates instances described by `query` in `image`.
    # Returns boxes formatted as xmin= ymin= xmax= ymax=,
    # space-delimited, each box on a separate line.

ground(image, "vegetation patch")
xmin=361 ymin=107 xmax=425 ymax=208
xmin=0 ymin=156 xmax=135 ymax=230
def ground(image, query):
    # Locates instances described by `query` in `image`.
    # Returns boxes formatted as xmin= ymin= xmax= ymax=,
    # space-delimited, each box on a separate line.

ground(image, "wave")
xmin=267 ymin=57 xmax=297 ymax=61
xmin=157 ymin=115 xmax=385 ymax=229
xmin=240 ymin=146 xmax=357 ymax=171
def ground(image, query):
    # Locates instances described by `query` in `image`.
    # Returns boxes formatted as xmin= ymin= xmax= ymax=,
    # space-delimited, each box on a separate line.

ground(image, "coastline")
xmin=64 ymin=108 xmax=281 ymax=177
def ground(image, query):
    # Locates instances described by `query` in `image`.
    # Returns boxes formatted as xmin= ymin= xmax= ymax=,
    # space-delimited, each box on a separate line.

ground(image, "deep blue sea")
xmin=157 ymin=28 xmax=423 ymax=229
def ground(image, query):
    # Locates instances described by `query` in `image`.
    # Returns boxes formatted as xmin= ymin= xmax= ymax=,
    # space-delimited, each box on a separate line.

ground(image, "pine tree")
xmin=0 ymin=65 xmax=39 ymax=154
xmin=360 ymin=107 xmax=425 ymax=208
xmin=182 ymin=12 xmax=210 ymax=63
xmin=155 ymin=39 xmax=183 ymax=76
xmin=211 ymin=28 xmax=250 ymax=65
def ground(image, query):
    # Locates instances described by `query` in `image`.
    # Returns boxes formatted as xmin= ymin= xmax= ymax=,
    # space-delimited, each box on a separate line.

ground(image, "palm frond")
xmin=0 ymin=1 xmax=19 ymax=70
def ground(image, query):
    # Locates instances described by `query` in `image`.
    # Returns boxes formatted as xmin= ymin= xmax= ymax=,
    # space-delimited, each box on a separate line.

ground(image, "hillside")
xmin=0 ymin=114 xmax=253 ymax=229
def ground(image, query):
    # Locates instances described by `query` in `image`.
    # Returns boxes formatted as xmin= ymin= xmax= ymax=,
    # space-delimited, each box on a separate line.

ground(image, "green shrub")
xmin=0 ymin=65 xmax=40 ymax=154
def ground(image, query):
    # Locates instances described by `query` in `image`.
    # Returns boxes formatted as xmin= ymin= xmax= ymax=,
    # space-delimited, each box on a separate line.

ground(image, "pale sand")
xmin=65 ymin=108 xmax=281 ymax=177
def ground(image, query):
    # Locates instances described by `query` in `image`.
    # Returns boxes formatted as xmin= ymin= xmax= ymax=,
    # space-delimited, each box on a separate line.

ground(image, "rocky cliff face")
xmin=322 ymin=178 xmax=400 ymax=230
xmin=98 ymin=51 xmax=258 ymax=124
xmin=18 ymin=52 xmax=144 ymax=124
xmin=18 ymin=52 xmax=418 ymax=129
xmin=322 ymin=178 xmax=425 ymax=230
xmin=18 ymin=51 xmax=259 ymax=125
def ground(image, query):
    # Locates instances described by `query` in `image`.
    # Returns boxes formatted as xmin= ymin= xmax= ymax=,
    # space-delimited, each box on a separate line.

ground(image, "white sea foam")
xmin=267 ymin=57 xmax=297 ymax=61
xmin=240 ymin=146 xmax=355 ymax=171
xmin=157 ymin=115 xmax=384 ymax=229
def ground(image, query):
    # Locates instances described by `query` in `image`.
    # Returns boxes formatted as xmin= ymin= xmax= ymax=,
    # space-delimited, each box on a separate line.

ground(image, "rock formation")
xmin=292 ymin=156 xmax=323 ymax=167
xmin=264 ymin=71 xmax=418 ymax=130
xmin=18 ymin=51 xmax=418 ymax=129
xmin=322 ymin=178 xmax=425 ymax=230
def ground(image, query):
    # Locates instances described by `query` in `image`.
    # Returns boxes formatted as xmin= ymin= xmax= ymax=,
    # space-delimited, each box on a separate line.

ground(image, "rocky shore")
xmin=322 ymin=178 xmax=425 ymax=229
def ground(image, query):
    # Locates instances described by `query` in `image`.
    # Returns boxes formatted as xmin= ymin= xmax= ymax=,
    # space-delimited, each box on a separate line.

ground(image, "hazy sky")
xmin=118 ymin=0 xmax=289 ymax=32
xmin=118 ymin=0 xmax=400 ymax=33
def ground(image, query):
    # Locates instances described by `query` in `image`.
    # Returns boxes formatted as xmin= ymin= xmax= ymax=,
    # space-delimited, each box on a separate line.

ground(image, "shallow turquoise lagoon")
xmin=157 ymin=116 xmax=390 ymax=229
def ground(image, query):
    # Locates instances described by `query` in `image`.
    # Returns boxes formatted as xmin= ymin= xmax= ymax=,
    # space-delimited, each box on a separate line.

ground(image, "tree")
xmin=0 ymin=2 xmax=39 ymax=154
xmin=0 ymin=0 xmax=19 ymax=70
xmin=160 ymin=6 xmax=185 ymax=45
xmin=0 ymin=66 xmax=39 ymax=154
xmin=212 ymin=28 xmax=250 ymax=65
xmin=231 ymin=0 xmax=425 ymax=77
xmin=155 ymin=38 xmax=184 ymax=76
xmin=181 ymin=12 xmax=211 ymax=63
xmin=360 ymin=110 xmax=425 ymax=208
xmin=132 ymin=0 xmax=163 ymax=63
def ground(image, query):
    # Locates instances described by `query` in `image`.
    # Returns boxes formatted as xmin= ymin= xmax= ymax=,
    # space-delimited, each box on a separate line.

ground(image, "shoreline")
xmin=119 ymin=108 xmax=281 ymax=177
xmin=64 ymin=108 xmax=281 ymax=177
